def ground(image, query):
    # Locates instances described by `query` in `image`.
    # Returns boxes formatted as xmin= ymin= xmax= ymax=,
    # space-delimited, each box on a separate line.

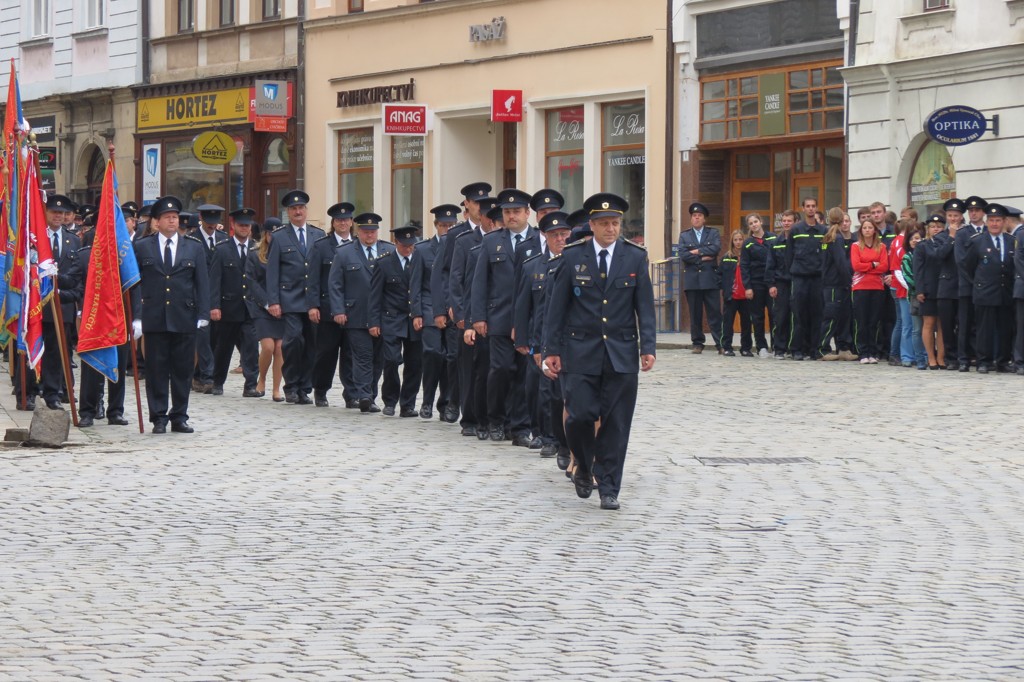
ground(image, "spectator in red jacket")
xmin=851 ymin=220 xmax=890 ymax=364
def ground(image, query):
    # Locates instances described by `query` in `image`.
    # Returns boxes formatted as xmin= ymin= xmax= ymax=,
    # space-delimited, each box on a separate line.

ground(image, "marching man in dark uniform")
xmin=328 ymin=212 xmax=397 ymax=412
xmin=955 ymin=196 xmax=987 ymax=370
xmin=40 ymin=194 xmax=84 ymax=410
xmin=369 ymin=225 xmax=424 ymax=417
xmin=266 ymin=190 xmax=325 ymax=404
xmin=965 ymin=203 xmax=1015 ymax=374
xmin=543 ymin=193 xmax=656 ymax=511
xmin=192 ymin=203 xmax=228 ymax=394
xmin=132 ymin=196 xmax=210 ymax=433
xmin=416 ymin=204 xmax=459 ymax=419
xmin=209 ymin=207 xmax=260 ymax=397
xmin=678 ymin=202 xmax=722 ymax=354
xmin=307 ymin=202 xmax=357 ymax=407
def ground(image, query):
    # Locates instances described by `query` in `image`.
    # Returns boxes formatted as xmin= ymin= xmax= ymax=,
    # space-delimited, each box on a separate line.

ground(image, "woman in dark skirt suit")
xmin=245 ymin=220 xmax=286 ymax=401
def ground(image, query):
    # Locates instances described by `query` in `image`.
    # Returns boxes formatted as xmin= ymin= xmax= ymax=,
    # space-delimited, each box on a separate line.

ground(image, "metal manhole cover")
xmin=697 ymin=456 xmax=814 ymax=465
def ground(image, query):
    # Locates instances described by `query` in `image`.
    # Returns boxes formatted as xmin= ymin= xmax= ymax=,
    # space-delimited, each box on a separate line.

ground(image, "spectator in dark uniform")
xmin=955 ymin=196 xmax=989 ymax=371
xmin=132 ymin=196 xmax=210 ymax=433
xmin=678 ymin=202 xmax=722 ymax=353
xmin=307 ymin=202 xmax=357 ymax=408
xmin=543 ymin=192 xmax=656 ymax=511
xmin=245 ymin=220 xmax=285 ymax=401
xmin=329 ymin=212 xmax=397 ymax=412
xmin=369 ymin=225 xmax=424 ymax=417
xmin=787 ymin=197 xmax=827 ymax=360
xmin=965 ymin=204 xmax=1015 ymax=374
xmin=266 ymin=190 xmax=325 ymax=404
xmin=209 ymin=207 xmax=259 ymax=397
xmin=817 ymin=208 xmax=855 ymax=361
xmin=417 ymin=204 xmax=459 ymax=419
xmin=769 ymin=210 xmax=796 ymax=358
xmin=931 ymin=199 xmax=963 ymax=369
xmin=739 ymin=212 xmax=774 ymax=358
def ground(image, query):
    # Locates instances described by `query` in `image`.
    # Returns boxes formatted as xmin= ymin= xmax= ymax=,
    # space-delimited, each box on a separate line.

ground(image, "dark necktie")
xmin=514 ymin=234 xmax=523 ymax=249
xmin=402 ymin=256 xmax=409 ymax=272
xmin=297 ymin=227 xmax=306 ymax=255
xmin=367 ymin=246 xmax=374 ymax=261
xmin=239 ymin=242 xmax=246 ymax=262
xmin=52 ymin=233 xmax=59 ymax=259
xmin=599 ymin=249 xmax=608 ymax=286
xmin=208 ymin=235 xmax=215 ymax=251
xmin=164 ymin=238 xmax=173 ymax=269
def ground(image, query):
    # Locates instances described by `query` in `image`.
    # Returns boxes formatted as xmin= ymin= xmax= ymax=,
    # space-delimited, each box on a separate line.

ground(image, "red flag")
xmin=78 ymin=160 xmax=128 ymax=357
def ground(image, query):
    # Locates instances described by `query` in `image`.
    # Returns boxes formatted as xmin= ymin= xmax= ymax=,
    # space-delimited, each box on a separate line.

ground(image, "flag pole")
xmin=18 ymin=352 xmax=27 ymax=409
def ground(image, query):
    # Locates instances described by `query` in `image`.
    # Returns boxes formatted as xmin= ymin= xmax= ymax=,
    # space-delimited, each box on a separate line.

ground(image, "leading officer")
xmin=542 ymin=192 xmax=656 ymax=511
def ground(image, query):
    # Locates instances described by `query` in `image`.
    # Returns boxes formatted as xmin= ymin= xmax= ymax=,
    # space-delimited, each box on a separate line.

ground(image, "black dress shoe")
xmin=314 ymin=392 xmax=329 ymax=407
xmin=740 ymin=349 xmax=754 ymax=357
xmin=152 ymin=423 xmax=167 ymax=434
xmin=977 ymin=364 xmax=989 ymax=374
xmin=171 ymin=421 xmax=195 ymax=433
xmin=367 ymin=403 xmax=381 ymax=413
xmin=77 ymin=416 xmax=94 ymax=428
xmin=529 ymin=437 xmax=543 ymax=450
xmin=284 ymin=392 xmax=297 ymax=403
xmin=556 ymin=447 xmax=570 ymax=470
xmin=380 ymin=405 xmax=394 ymax=416
xmin=400 ymin=408 xmax=418 ymax=418
xmin=959 ymin=364 xmax=970 ymax=372
xmin=242 ymin=387 xmax=261 ymax=398
xmin=1017 ymin=367 xmax=1024 ymax=376
xmin=443 ymin=407 xmax=460 ymax=423
xmin=723 ymin=349 xmax=736 ymax=357
xmin=345 ymin=400 xmax=359 ymax=409
xmin=359 ymin=398 xmax=371 ymax=412
xmin=540 ymin=443 xmax=557 ymax=458
xmin=512 ymin=434 xmax=532 ymax=447
xmin=476 ymin=426 xmax=489 ymax=440
xmin=19 ymin=398 xmax=36 ymax=412
xmin=997 ymin=363 xmax=1012 ymax=374
xmin=946 ymin=362 xmax=959 ymax=371
xmin=461 ymin=426 xmax=477 ymax=436
xmin=489 ymin=426 xmax=505 ymax=442
xmin=296 ymin=393 xmax=313 ymax=405
xmin=572 ymin=471 xmax=593 ymax=499
xmin=211 ymin=385 xmax=224 ymax=396
xmin=419 ymin=406 xmax=432 ymax=419
xmin=107 ymin=415 xmax=129 ymax=426
xmin=45 ymin=398 xmax=62 ymax=410
xmin=96 ymin=405 xmax=106 ymax=420
xmin=600 ymin=494 xmax=620 ymax=510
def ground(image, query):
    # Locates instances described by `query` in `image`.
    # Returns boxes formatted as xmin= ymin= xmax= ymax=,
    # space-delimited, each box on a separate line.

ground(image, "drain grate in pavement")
xmin=697 ymin=456 xmax=814 ymax=465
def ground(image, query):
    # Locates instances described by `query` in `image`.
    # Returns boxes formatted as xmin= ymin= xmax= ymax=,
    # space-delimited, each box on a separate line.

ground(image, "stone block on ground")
xmin=26 ymin=408 xmax=71 ymax=448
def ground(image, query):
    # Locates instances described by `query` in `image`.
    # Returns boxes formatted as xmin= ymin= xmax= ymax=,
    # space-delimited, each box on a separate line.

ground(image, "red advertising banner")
xmin=491 ymin=90 xmax=523 ymax=123
xmin=383 ymin=104 xmax=428 ymax=136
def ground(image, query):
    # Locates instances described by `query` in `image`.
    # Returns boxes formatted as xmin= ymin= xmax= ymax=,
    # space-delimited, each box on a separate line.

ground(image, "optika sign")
xmin=382 ymin=104 xmax=429 ymax=136
xmin=925 ymin=106 xmax=989 ymax=146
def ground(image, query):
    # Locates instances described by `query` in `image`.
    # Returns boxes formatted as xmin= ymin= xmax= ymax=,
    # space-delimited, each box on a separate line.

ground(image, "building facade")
xmin=304 ymin=0 xmax=673 ymax=258
xmin=674 ymin=0 xmax=850 ymax=237
xmin=843 ymin=0 xmax=1023 ymax=217
xmin=0 ymin=0 xmax=142 ymax=203
xmin=136 ymin=0 xmax=302 ymax=215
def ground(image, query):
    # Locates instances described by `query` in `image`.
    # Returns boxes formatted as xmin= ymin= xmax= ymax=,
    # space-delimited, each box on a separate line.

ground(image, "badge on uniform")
xmin=574 ymin=287 xmax=582 ymax=297
xmin=525 ymin=250 xmax=532 ymax=257
xmin=497 ymin=244 xmax=502 ymax=252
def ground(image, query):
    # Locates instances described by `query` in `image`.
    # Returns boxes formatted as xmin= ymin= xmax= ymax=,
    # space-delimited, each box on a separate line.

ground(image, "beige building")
xmin=304 ymin=0 xmax=673 ymax=259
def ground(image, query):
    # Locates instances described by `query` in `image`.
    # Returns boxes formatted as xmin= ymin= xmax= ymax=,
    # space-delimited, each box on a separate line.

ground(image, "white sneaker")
xmin=758 ymin=348 xmax=770 ymax=358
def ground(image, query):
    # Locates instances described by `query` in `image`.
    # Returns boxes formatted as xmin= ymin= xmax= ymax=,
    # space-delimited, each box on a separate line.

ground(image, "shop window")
xmin=30 ymin=0 xmax=51 ymax=36
xmin=263 ymin=137 xmax=289 ymax=173
xmin=177 ymin=0 xmax=194 ymax=32
xmin=263 ymin=0 xmax=280 ymax=19
xmin=391 ymin=136 xmax=423 ymax=228
xmin=164 ymin=139 xmax=226 ymax=211
xmin=220 ymin=0 xmax=234 ymax=26
xmin=545 ymin=107 xmax=585 ymax=211
xmin=227 ymin=137 xmax=245 ymax=212
xmin=338 ymin=128 xmax=374 ymax=215
xmin=601 ymin=100 xmax=646 ymax=239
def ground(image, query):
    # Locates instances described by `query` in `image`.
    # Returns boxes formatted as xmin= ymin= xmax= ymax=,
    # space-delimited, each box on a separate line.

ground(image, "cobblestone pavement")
xmin=2 ymin=350 xmax=1024 ymax=680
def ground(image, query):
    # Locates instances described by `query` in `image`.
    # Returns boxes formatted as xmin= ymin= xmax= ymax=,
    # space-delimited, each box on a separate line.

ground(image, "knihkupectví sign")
xmin=925 ymin=106 xmax=988 ymax=146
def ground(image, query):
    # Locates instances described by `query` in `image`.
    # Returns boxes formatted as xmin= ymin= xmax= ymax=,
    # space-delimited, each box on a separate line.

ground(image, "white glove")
xmin=197 ymin=319 xmax=209 ymax=329
xmin=132 ymin=320 xmax=143 ymax=341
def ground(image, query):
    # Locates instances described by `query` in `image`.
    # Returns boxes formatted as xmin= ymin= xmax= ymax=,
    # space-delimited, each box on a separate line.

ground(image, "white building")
xmin=0 ymin=0 xmax=142 ymax=202
xmin=842 ymin=0 xmax=1024 ymax=216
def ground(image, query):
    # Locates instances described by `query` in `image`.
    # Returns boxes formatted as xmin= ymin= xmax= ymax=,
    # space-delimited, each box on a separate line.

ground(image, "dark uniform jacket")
xmin=1015 ymin=230 xmax=1024 ymax=300
xmin=913 ymin=238 xmax=941 ymax=300
xmin=369 ymin=250 xmax=422 ymax=339
xmin=543 ymin=239 xmax=656 ymax=375
xmin=678 ymin=227 xmax=721 ymax=290
xmin=787 ymin=221 xmax=827 ymax=277
xmin=195 ymin=228 xmax=229 ymax=262
xmin=243 ymin=250 xmax=270 ymax=319
xmin=513 ymin=252 xmax=557 ymax=351
xmin=209 ymin=238 xmax=255 ymax=322
xmin=927 ymin=231 xmax=959 ymax=300
xmin=133 ymin=234 xmax=211 ymax=333
xmin=955 ymin=224 xmax=986 ymax=297
xmin=739 ymin=234 xmax=775 ymax=290
xmin=965 ymin=231 xmax=1015 ymax=307
xmin=471 ymin=226 xmax=539 ymax=336
xmin=414 ymin=235 xmax=443 ymax=321
xmin=449 ymin=229 xmax=482 ymax=326
xmin=44 ymin=229 xmax=83 ymax=324
xmin=305 ymin=234 xmax=353 ymax=313
xmin=328 ymin=240 xmax=396 ymax=329
xmin=433 ymin=221 xmax=473 ymax=317
xmin=821 ymin=235 xmax=853 ymax=289
xmin=768 ymin=231 xmax=790 ymax=284
xmin=266 ymin=223 xmax=326 ymax=313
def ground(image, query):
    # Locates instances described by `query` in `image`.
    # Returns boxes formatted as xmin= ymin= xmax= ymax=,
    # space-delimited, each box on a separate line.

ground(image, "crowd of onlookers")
xmin=680 ymin=195 xmax=1023 ymax=374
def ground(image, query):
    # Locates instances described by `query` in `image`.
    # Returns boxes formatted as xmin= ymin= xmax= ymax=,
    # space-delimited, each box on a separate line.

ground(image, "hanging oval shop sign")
xmin=192 ymin=130 xmax=237 ymax=165
xmin=925 ymin=105 xmax=987 ymax=146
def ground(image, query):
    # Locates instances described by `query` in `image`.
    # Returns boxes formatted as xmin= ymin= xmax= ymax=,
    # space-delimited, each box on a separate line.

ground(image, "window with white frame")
xmin=84 ymin=0 xmax=105 ymax=28
xmin=924 ymin=0 xmax=950 ymax=10
xmin=30 ymin=0 xmax=52 ymax=37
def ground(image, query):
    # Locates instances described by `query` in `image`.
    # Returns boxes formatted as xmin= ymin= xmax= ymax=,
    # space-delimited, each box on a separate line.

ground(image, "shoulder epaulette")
xmin=548 ymin=252 xmax=562 ymax=261
xmin=313 ymin=234 xmax=332 ymax=245
xmin=469 ymin=244 xmax=482 ymax=252
xmin=623 ymin=239 xmax=646 ymax=251
xmin=272 ymin=225 xmax=287 ymax=233
xmin=135 ymin=233 xmax=156 ymax=243
xmin=378 ymin=238 xmax=393 ymax=245
xmin=455 ymin=229 xmax=476 ymax=240
xmin=414 ymin=239 xmax=431 ymax=250
xmin=184 ymin=234 xmax=204 ymax=244
xmin=523 ymin=252 xmax=544 ymax=265
xmin=75 ymin=245 xmax=92 ymax=254
xmin=337 ymin=240 xmax=356 ymax=249
xmin=375 ymin=251 xmax=390 ymax=260
xmin=563 ymin=240 xmax=585 ymax=250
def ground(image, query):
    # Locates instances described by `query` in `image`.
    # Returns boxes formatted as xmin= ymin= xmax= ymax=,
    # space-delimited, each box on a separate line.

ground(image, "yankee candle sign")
xmin=925 ymin=105 xmax=988 ymax=146
xmin=383 ymin=104 xmax=428 ymax=136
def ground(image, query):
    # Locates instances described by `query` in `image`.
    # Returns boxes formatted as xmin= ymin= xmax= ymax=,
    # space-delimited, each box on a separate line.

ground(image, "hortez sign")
xmin=924 ymin=105 xmax=989 ymax=146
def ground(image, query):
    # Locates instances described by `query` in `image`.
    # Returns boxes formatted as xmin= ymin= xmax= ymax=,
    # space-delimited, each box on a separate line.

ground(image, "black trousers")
xmin=790 ymin=275 xmax=823 ymax=356
xmin=563 ymin=352 xmax=639 ymax=498
xmin=880 ymin=290 xmax=896 ymax=356
xmin=748 ymin=287 xmax=770 ymax=351
xmin=937 ymin=298 xmax=958 ymax=365
xmin=539 ymin=372 xmax=567 ymax=448
xmin=41 ymin=321 xmax=74 ymax=401
xmin=721 ymin=298 xmax=751 ymax=352
xmin=281 ymin=312 xmax=315 ymax=395
xmin=487 ymin=334 xmax=529 ymax=434
xmin=347 ymin=328 xmax=387 ymax=402
xmin=312 ymin=316 xmax=354 ymax=401
xmin=685 ymin=288 xmax=722 ymax=348
xmin=144 ymin=331 xmax=197 ymax=425
xmin=381 ymin=334 xmax=422 ymax=410
xmin=852 ymin=289 xmax=886 ymax=358
xmin=457 ymin=332 xmax=478 ymax=427
xmin=524 ymin=354 xmax=546 ymax=440
xmin=80 ymin=343 xmax=128 ymax=419
xmin=819 ymin=287 xmax=852 ymax=354
xmin=420 ymin=325 xmax=449 ymax=410
xmin=443 ymin=323 xmax=461 ymax=416
xmin=975 ymin=303 xmax=1012 ymax=366
xmin=212 ymin=319 xmax=258 ymax=391
xmin=467 ymin=336 xmax=490 ymax=427
xmin=1014 ymin=300 xmax=1024 ymax=366
xmin=957 ymin=296 xmax=976 ymax=366
xmin=771 ymin=280 xmax=792 ymax=353
xmin=193 ymin=322 xmax=215 ymax=384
